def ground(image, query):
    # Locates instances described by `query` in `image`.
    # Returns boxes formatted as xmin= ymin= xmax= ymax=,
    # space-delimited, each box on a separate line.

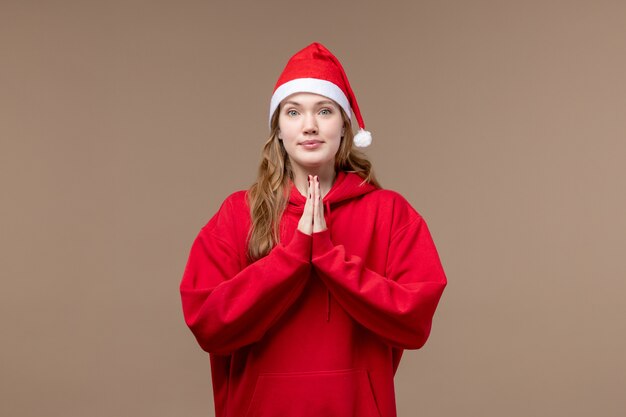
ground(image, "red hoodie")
xmin=180 ymin=170 xmax=447 ymax=417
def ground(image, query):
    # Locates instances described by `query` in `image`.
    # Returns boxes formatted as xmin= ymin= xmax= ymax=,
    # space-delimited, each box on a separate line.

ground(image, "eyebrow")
xmin=282 ymin=100 xmax=337 ymax=107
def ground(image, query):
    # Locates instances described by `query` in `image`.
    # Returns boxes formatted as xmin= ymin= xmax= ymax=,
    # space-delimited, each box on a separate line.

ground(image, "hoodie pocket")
xmin=244 ymin=368 xmax=382 ymax=417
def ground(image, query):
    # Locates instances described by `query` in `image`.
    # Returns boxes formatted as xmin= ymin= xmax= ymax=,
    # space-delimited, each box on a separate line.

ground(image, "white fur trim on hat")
xmin=269 ymin=78 xmax=353 ymax=128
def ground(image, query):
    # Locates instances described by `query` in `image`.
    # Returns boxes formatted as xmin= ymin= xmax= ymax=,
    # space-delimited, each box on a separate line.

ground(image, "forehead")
xmin=280 ymin=92 xmax=339 ymax=107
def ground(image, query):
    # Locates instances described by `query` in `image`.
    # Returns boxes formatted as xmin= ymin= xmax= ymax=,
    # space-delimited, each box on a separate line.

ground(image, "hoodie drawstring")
xmin=326 ymin=289 xmax=331 ymax=322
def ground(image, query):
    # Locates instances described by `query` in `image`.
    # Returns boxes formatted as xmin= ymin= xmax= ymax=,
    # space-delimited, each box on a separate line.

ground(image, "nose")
xmin=302 ymin=112 xmax=318 ymax=135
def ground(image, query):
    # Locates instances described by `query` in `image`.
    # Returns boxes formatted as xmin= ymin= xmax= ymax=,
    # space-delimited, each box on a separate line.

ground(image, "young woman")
xmin=180 ymin=42 xmax=447 ymax=417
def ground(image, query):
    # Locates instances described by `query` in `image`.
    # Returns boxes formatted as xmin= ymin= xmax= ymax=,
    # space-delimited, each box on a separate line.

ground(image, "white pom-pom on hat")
xmin=269 ymin=42 xmax=372 ymax=148
xmin=353 ymin=129 xmax=372 ymax=148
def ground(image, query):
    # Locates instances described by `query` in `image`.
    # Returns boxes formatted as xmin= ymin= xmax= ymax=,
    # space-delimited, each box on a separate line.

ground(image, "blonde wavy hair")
xmin=246 ymin=104 xmax=382 ymax=262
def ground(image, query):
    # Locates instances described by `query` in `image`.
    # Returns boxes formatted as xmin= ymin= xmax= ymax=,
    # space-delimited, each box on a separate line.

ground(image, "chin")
xmin=293 ymin=156 xmax=333 ymax=168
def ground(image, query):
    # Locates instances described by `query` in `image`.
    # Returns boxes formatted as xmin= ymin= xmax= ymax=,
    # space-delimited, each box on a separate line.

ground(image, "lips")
xmin=300 ymin=140 xmax=323 ymax=145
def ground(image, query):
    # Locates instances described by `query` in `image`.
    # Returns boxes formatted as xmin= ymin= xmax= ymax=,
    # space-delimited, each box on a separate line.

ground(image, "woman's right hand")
xmin=297 ymin=175 xmax=314 ymax=235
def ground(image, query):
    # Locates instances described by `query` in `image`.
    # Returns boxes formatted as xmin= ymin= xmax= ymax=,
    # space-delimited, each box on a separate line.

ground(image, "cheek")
xmin=278 ymin=121 xmax=297 ymax=139
xmin=330 ymin=118 xmax=344 ymax=136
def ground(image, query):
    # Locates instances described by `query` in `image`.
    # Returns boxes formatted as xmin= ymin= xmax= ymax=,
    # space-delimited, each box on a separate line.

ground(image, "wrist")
xmin=286 ymin=228 xmax=313 ymax=262
xmin=312 ymin=228 xmax=334 ymax=259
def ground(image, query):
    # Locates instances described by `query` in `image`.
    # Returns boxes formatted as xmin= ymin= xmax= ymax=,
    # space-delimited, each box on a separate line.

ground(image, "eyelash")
xmin=286 ymin=108 xmax=333 ymax=116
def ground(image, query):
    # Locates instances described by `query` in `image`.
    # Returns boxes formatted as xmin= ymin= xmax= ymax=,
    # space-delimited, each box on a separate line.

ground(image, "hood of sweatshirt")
xmin=285 ymin=170 xmax=378 ymax=219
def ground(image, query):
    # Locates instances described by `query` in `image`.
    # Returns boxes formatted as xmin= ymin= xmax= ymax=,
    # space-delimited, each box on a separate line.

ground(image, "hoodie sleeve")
xmin=311 ymin=213 xmax=447 ymax=349
xmin=180 ymin=196 xmax=312 ymax=356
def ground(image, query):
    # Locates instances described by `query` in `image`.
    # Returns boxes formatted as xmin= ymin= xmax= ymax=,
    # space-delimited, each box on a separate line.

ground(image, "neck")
xmin=292 ymin=164 xmax=337 ymax=198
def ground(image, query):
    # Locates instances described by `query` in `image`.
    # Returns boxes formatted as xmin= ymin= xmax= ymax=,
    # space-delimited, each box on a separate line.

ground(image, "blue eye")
xmin=320 ymin=108 xmax=332 ymax=115
xmin=287 ymin=109 xmax=298 ymax=116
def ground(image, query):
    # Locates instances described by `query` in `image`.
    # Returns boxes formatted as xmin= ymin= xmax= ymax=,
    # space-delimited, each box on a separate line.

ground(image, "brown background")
xmin=1 ymin=1 xmax=625 ymax=416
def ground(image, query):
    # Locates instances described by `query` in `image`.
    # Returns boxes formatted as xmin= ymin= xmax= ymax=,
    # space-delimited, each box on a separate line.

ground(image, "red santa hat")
xmin=269 ymin=42 xmax=372 ymax=148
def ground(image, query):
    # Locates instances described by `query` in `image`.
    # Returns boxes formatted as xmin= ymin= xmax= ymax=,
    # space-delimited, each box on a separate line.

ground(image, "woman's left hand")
xmin=312 ymin=175 xmax=327 ymax=233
